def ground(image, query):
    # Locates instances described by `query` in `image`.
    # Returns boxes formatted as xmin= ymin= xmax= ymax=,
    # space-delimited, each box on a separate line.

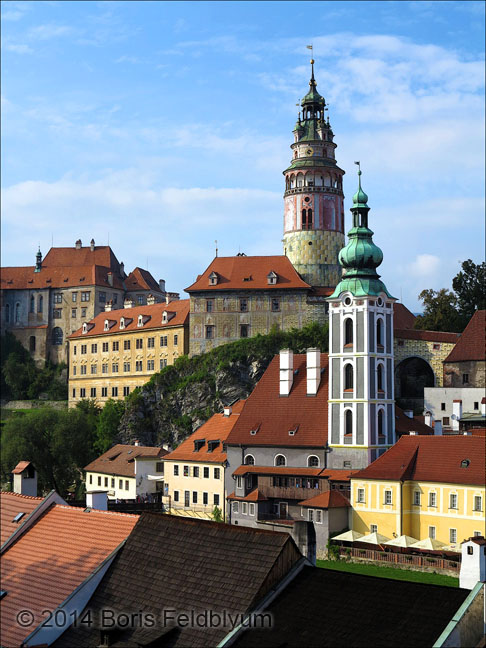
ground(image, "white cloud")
xmin=3 ymin=43 xmax=33 ymax=54
xmin=28 ymin=24 xmax=74 ymax=40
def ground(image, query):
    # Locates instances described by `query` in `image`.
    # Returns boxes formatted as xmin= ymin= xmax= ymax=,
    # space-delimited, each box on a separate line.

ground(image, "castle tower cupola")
xmin=35 ymin=247 xmax=42 ymax=273
xmin=283 ymin=58 xmax=345 ymax=288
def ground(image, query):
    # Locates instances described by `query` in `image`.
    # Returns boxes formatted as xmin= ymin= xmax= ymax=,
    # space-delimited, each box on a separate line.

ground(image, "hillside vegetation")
xmin=119 ymin=322 xmax=329 ymax=447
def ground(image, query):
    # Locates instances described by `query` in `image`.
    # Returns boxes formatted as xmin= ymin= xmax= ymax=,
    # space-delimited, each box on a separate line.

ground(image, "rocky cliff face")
xmin=119 ymin=323 xmax=328 ymax=448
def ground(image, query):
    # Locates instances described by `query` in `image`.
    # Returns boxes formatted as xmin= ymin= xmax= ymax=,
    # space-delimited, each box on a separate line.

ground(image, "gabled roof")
xmin=0 ymin=504 xmax=137 ymax=648
xmin=298 ymin=490 xmax=350 ymax=509
xmin=69 ymin=299 xmax=189 ymax=339
xmin=0 ymin=264 xmax=125 ymax=290
xmin=163 ymin=400 xmax=246 ymax=464
xmin=395 ymin=406 xmax=434 ymax=436
xmin=394 ymin=328 xmax=460 ymax=343
xmin=227 ymin=488 xmax=268 ymax=502
xmin=52 ymin=513 xmax=303 ymax=648
xmin=84 ymin=444 xmax=168 ymax=478
xmin=352 ymin=436 xmax=485 ymax=486
xmin=227 ymin=353 xmax=329 ymax=447
xmin=124 ymin=267 xmax=162 ymax=293
xmin=0 ymin=491 xmax=43 ymax=545
xmin=185 ymin=255 xmax=311 ymax=292
xmin=444 ymin=310 xmax=485 ymax=362
xmin=393 ymin=302 xmax=416 ymax=329
xmin=320 ymin=469 xmax=359 ymax=482
xmin=42 ymin=244 xmax=120 ymax=270
xmin=11 ymin=460 xmax=33 ymax=474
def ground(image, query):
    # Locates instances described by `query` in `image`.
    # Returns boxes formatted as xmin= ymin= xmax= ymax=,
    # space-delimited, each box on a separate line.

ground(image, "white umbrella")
xmin=384 ymin=535 xmax=419 ymax=548
xmin=409 ymin=537 xmax=447 ymax=550
xmin=332 ymin=530 xmax=364 ymax=542
xmin=358 ymin=532 xmax=391 ymax=545
xmin=441 ymin=544 xmax=461 ymax=553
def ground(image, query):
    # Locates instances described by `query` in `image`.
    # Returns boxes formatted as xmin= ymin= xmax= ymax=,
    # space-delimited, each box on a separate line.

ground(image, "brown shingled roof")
xmin=227 ymin=353 xmax=328 ymax=447
xmin=84 ymin=444 xmax=168 ymax=478
xmin=394 ymin=328 xmax=460 ymax=343
xmin=298 ymin=490 xmax=350 ymax=508
xmin=69 ymin=299 xmax=189 ymax=339
xmin=444 ymin=310 xmax=486 ymax=362
xmin=352 ymin=435 xmax=485 ymax=485
xmin=185 ymin=255 xmax=311 ymax=292
xmin=393 ymin=303 xmax=416 ymax=329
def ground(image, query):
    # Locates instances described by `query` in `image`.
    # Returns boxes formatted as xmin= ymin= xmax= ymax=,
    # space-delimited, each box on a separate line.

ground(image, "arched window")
xmin=29 ymin=336 xmax=36 ymax=352
xmin=275 ymin=454 xmax=287 ymax=467
xmin=52 ymin=327 xmax=63 ymax=345
xmin=345 ymin=409 xmax=353 ymax=436
xmin=307 ymin=455 xmax=320 ymax=467
xmin=378 ymin=409 xmax=385 ymax=437
xmin=302 ymin=209 xmax=307 ymax=228
xmin=245 ymin=455 xmax=255 ymax=465
xmin=344 ymin=364 xmax=354 ymax=390
xmin=344 ymin=318 xmax=353 ymax=346
xmin=377 ymin=318 xmax=384 ymax=347
xmin=307 ymin=208 xmax=313 ymax=228
xmin=38 ymin=295 xmax=43 ymax=313
xmin=30 ymin=295 xmax=35 ymax=313
xmin=377 ymin=364 xmax=384 ymax=392
xmin=15 ymin=302 xmax=20 ymax=323
xmin=5 ymin=304 xmax=10 ymax=323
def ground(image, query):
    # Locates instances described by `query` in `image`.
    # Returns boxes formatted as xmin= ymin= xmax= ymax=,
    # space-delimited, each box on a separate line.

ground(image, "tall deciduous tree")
xmin=95 ymin=399 xmax=125 ymax=454
xmin=452 ymin=259 xmax=486 ymax=320
xmin=414 ymin=289 xmax=465 ymax=332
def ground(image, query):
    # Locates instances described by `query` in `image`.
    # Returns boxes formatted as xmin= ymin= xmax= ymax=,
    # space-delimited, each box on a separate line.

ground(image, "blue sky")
xmin=2 ymin=0 xmax=485 ymax=310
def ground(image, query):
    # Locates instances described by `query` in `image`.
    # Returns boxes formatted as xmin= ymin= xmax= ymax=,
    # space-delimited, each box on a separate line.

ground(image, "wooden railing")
xmin=338 ymin=546 xmax=460 ymax=571
xmin=258 ymin=485 xmax=322 ymax=500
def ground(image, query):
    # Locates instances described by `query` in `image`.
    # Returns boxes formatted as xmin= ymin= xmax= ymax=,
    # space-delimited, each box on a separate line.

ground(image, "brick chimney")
xmin=147 ymin=294 xmax=156 ymax=305
xmin=104 ymin=300 xmax=113 ymax=312
xmin=306 ymin=348 xmax=321 ymax=396
xmin=124 ymin=298 xmax=133 ymax=309
xmin=279 ymin=349 xmax=294 ymax=396
xmin=424 ymin=411 xmax=433 ymax=427
xmin=90 ymin=238 xmax=95 ymax=251
xmin=452 ymin=400 xmax=462 ymax=432
xmin=75 ymin=239 xmax=82 ymax=250
xmin=223 ymin=406 xmax=232 ymax=417
xmin=12 ymin=461 xmax=37 ymax=497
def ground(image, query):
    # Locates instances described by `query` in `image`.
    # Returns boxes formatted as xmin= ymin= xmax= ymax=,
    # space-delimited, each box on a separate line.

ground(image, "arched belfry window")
xmin=377 ymin=318 xmax=384 ymax=347
xmin=378 ymin=409 xmax=385 ymax=438
xmin=345 ymin=410 xmax=353 ymax=437
xmin=38 ymin=295 xmax=43 ymax=313
xmin=344 ymin=364 xmax=354 ymax=390
xmin=307 ymin=455 xmax=319 ymax=467
xmin=302 ymin=209 xmax=307 ymax=229
xmin=344 ymin=318 xmax=353 ymax=346
xmin=377 ymin=364 xmax=384 ymax=392
xmin=30 ymin=295 xmax=35 ymax=313
xmin=245 ymin=455 xmax=255 ymax=466
xmin=307 ymin=208 xmax=313 ymax=228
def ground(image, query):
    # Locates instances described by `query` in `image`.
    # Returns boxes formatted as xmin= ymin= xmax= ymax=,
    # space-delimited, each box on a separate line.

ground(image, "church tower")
xmin=283 ymin=59 xmax=345 ymax=288
xmin=327 ymin=165 xmax=396 ymax=468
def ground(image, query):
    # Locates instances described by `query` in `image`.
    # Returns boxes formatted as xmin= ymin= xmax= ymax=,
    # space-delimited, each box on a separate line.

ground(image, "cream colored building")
xmin=68 ymin=299 xmax=189 ymax=406
xmin=162 ymin=401 xmax=245 ymax=520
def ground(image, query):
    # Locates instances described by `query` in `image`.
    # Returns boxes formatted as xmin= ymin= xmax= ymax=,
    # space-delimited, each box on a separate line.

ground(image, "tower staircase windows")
xmin=377 ymin=364 xmax=384 ymax=393
xmin=344 ymin=318 xmax=353 ymax=347
xmin=377 ymin=318 xmax=384 ymax=348
xmin=344 ymin=364 xmax=354 ymax=391
xmin=378 ymin=409 xmax=385 ymax=438
xmin=344 ymin=410 xmax=353 ymax=438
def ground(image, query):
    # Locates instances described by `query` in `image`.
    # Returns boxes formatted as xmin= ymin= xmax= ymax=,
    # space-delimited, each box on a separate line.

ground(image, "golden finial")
xmin=310 ymin=58 xmax=314 ymax=64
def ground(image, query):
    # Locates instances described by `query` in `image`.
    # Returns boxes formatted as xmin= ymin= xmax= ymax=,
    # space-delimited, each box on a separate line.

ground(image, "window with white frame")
xmin=413 ymin=491 xmax=421 ymax=506
xmin=249 ymin=502 xmax=255 ymax=516
xmin=357 ymin=488 xmax=365 ymax=503
xmin=384 ymin=490 xmax=392 ymax=505
xmin=245 ymin=455 xmax=255 ymax=465
xmin=450 ymin=528 xmax=457 ymax=544
xmin=242 ymin=502 xmax=248 ymax=515
xmin=275 ymin=454 xmax=286 ymax=466
xmin=232 ymin=501 xmax=239 ymax=513
xmin=173 ymin=465 xmax=179 ymax=476
xmin=316 ymin=510 xmax=322 ymax=524
xmin=307 ymin=455 xmax=319 ymax=467
xmin=236 ymin=476 xmax=242 ymax=488
xmin=449 ymin=493 xmax=458 ymax=509
xmin=428 ymin=492 xmax=437 ymax=507
xmin=429 ymin=526 xmax=436 ymax=539
xmin=474 ymin=495 xmax=482 ymax=511
xmin=370 ymin=524 xmax=378 ymax=533
xmin=308 ymin=509 xmax=314 ymax=522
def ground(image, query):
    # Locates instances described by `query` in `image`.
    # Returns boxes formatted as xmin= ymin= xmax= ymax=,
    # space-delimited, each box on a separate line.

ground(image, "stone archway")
xmin=395 ymin=356 xmax=435 ymax=414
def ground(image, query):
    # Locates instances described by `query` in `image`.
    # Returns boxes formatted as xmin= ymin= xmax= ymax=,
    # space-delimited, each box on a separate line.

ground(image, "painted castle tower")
xmin=283 ymin=60 xmax=345 ymax=288
xmin=327 ymin=166 xmax=397 ymax=468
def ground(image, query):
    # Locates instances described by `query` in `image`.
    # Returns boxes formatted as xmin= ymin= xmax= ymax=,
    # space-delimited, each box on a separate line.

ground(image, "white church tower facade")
xmin=327 ymin=166 xmax=397 ymax=469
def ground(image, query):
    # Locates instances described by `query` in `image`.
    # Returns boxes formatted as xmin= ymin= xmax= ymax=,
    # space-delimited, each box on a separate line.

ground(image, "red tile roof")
xmin=233 ymin=465 xmax=324 ymax=477
xmin=69 ymin=299 xmax=189 ymax=339
xmin=395 ymin=406 xmax=434 ymax=436
xmin=185 ymin=256 xmax=311 ymax=292
xmin=227 ymin=353 xmax=328 ymax=447
xmin=84 ymin=444 xmax=168 ymax=478
xmin=11 ymin=460 xmax=33 ymax=474
xmin=394 ymin=328 xmax=460 ymax=343
xmin=298 ymin=490 xmax=350 ymax=508
xmin=0 ymin=264 xmax=125 ymax=290
xmin=0 ymin=492 xmax=43 ymax=545
xmin=124 ymin=267 xmax=161 ymax=293
xmin=352 ymin=435 xmax=485 ymax=486
xmin=444 ymin=310 xmax=486 ymax=362
xmin=393 ymin=303 xmax=416 ymax=330
xmin=320 ymin=469 xmax=359 ymax=482
xmin=42 ymin=244 xmax=120 ymax=269
xmin=227 ymin=489 xmax=268 ymax=502
xmin=163 ymin=401 xmax=245 ymax=464
xmin=0 ymin=504 xmax=138 ymax=648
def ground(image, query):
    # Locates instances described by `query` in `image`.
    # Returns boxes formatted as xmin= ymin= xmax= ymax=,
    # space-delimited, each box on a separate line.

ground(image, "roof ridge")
xmin=53 ymin=503 xmax=139 ymax=518
xmin=0 ymin=491 xmax=43 ymax=500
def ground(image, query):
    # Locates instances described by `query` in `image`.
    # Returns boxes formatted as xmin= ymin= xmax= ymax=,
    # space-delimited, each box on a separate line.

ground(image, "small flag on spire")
xmin=306 ymin=45 xmax=313 ymax=50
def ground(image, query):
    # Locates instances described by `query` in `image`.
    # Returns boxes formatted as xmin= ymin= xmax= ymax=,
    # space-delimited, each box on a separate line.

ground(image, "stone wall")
xmin=443 ymin=360 xmax=485 ymax=388
xmin=394 ymin=337 xmax=456 ymax=387
xmin=283 ymin=229 xmax=344 ymax=287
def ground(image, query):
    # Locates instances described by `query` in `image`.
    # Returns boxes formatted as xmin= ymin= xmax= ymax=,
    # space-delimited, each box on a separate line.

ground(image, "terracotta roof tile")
xmin=320 ymin=469 xmax=359 ymax=482
xmin=42 ymin=244 xmax=120 ymax=269
xmin=395 ymin=406 xmax=434 ymax=436
xmin=185 ymin=255 xmax=311 ymax=292
xmin=298 ymin=490 xmax=350 ymax=508
xmin=393 ymin=303 xmax=416 ymax=330
xmin=352 ymin=435 xmax=485 ymax=485
xmin=444 ymin=310 xmax=486 ymax=362
xmin=69 ymin=299 xmax=189 ymax=339
xmin=0 ymin=504 xmax=137 ymax=647
xmin=0 ymin=492 xmax=43 ymax=545
xmin=233 ymin=465 xmax=323 ymax=477
xmin=227 ymin=488 xmax=268 ymax=502
xmin=394 ymin=328 xmax=460 ymax=343
xmin=163 ymin=401 xmax=245 ymax=464
xmin=124 ymin=267 xmax=161 ymax=293
xmin=1 ymin=264 xmax=125 ymax=290
xmin=84 ymin=444 xmax=168 ymax=478
xmin=11 ymin=460 xmax=32 ymax=474
xmin=227 ymin=353 xmax=328 ymax=447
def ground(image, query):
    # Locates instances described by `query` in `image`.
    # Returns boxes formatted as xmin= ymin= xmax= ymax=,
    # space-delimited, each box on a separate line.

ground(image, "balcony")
xmin=258 ymin=484 xmax=322 ymax=500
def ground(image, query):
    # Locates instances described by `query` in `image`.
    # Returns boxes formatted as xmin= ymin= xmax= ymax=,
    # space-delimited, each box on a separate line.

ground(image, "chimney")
xmin=404 ymin=410 xmax=414 ymax=419
xmin=306 ymin=348 xmax=321 ymax=396
xmin=459 ymin=537 xmax=486 ymax=590
xmin=107 ymin=271 xmax=113 ymax=287
xmin=409 ymin=431 xmax=417 ymax=436
xmin=124 ymin=298 xmax=133 ymax=309
xmin=86 ymin=491 xmax=108 ymax=511
xmin=279 ymin=349 xmax=294 ymax=396
xmin=223 ymin=406 xmax=232 ymax=417
xmin=159 ymin=279 xmax=166 ymax=293
xmin=166 ymin=294 xmax=170 ymax=304
xmin=12 ymin=462 xmax=37 ymax=497
xmin=120 ymin=262 xmax=125 ymax=277
xmin=463 ymin=430 xmax=472 ymax=436
xmin=104 ymin=301 xmax=113 ymax=312
xmin=452 ymin=400 xmax=462 ymax=432
xmin=481 ymin=397 xmax=485 ymax=417
xmin=75 ymin=239 xmax=82 ymax=250
xmin=291 ymin=521 xmax=316 ymax=566
xmin=147 ymin=294 xmax=156 ymax=306
xmin=434 ymin=420 xmax=443 ymax=436
xmin=134 ymin=439 xmax=140 ymax=446
xmin=90 ymin=238 xmax=95 ymax=251
xmin=424 ymin=412 xmax=432 ymax=427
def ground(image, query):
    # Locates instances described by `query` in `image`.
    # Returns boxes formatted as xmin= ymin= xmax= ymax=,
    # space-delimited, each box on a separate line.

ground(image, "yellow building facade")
xmin=351 ymin=435 xmax=485 ymax=547
xmin=68 ymin=300 xmax=189 ymax=406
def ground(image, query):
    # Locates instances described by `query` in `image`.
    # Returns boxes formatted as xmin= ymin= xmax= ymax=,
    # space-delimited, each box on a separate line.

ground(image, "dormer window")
xmin=104 ymin=320 xmax=109 ymax=331
xmin=162 ymin=311 xmax=168 ymax=324
xmin=193 ymin=439 xmax=205 ymax=452
xmin=209 ymin=271 xmax=218 ymax=286
xmin=82 ymin=323 xmax=88 ymax=334
xmin=138 ymin=315 xmax=143 ymax=327
xmin=120 ymin=318 xmax=125 ymax=330
xmin=207 ymin=440 xmax=220 ymax=453
xmin=267 ymin=271 xmax=278 ymax=285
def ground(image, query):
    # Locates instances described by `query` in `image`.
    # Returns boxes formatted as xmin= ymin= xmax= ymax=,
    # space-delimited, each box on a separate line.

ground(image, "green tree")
xmin=95 ymin=399 xmax=125 ymax=454
xmin=414 ymin=289 xmax=465 ymax=333
xmin=211 ymin=506 xmax=224 ymax=523
xmin=452 ymin=259 xmax=486 ymax=321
